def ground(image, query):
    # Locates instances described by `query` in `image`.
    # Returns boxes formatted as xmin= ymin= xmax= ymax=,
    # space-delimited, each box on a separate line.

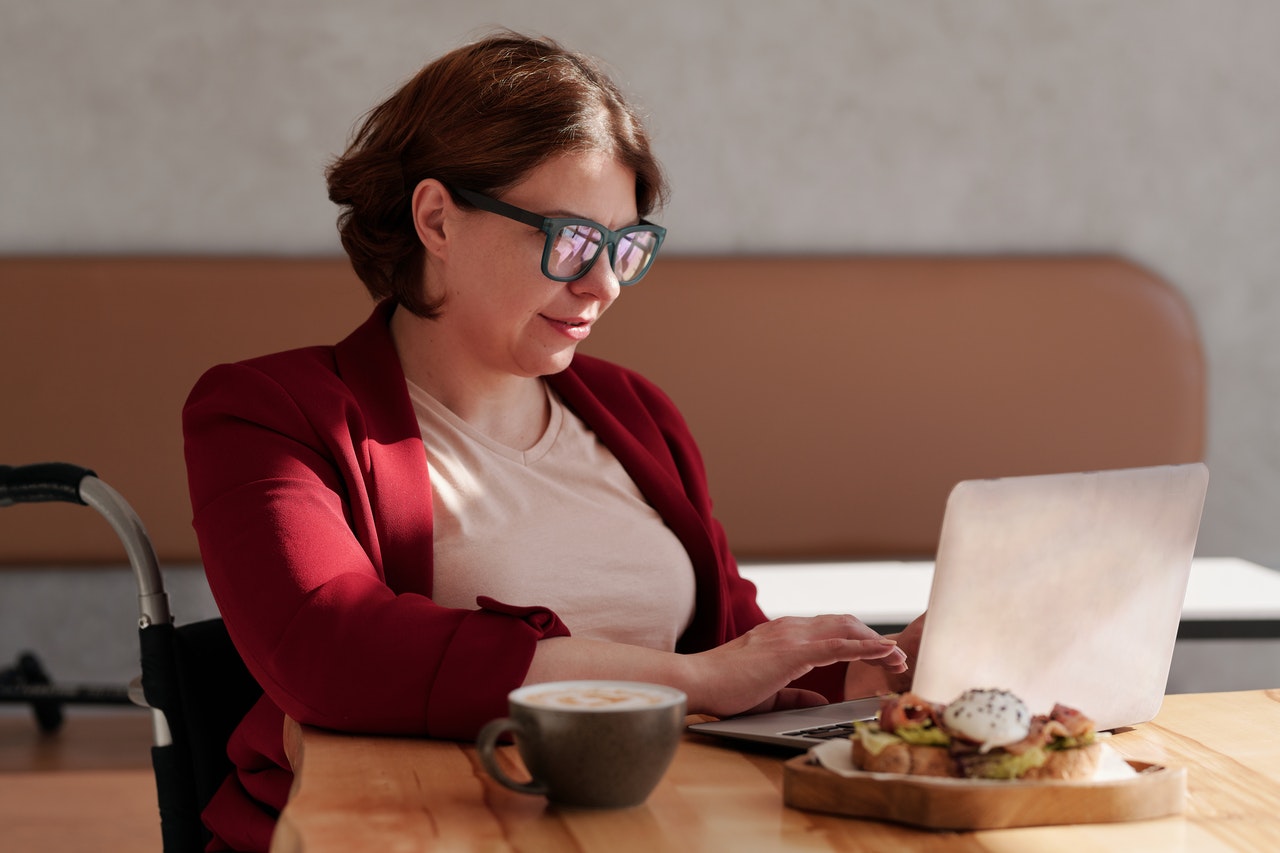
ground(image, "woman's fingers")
xmin=777 ymin=614 xmax=906 ymax=664
xmin=813 ymin=613 xmax=910 ymax=671
xmin=688 ymin=614 xmax=912 ymax=718
xmin=817 ymin=637 xmax=906 ymax=672
xmin=731 ymin=615 xmax=908 ymax=671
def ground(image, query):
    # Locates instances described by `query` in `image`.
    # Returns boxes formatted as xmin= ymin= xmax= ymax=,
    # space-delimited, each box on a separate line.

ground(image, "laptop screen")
xmin=910 ymin=463 xmax=1208 ymax=731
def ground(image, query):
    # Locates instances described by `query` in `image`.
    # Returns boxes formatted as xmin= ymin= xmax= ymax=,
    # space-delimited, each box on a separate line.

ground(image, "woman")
xmin=184 ymin=32 xmax=917 ymax=851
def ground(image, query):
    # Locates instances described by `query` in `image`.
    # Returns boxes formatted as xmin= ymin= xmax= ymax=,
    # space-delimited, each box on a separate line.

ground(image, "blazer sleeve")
xmin=183 ymin=359 xmax=569 ymax=739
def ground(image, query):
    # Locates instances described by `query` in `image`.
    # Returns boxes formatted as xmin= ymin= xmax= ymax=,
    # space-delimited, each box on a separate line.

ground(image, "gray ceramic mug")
xmin=476 ymin=680 xmax=687 ymax=809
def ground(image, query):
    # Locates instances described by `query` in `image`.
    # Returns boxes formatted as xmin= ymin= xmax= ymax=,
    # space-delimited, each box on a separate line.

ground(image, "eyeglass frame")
xmin=447 ymin=185 xmax=667 ymax=285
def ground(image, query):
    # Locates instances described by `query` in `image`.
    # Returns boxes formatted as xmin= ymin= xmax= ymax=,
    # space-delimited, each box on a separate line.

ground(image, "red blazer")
xmin=183 ymin=301 xmax=841 ymax=850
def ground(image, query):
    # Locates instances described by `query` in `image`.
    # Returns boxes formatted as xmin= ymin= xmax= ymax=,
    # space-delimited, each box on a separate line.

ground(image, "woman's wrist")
xmin=668 ymin=651 xmax=705 ymax=713
xmin=528 ymin=636 xmax=708 ymax=708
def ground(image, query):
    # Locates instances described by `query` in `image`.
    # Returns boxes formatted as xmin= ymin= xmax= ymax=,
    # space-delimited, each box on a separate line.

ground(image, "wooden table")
xmin=272 ymin=689 xmax=1280 ymax=852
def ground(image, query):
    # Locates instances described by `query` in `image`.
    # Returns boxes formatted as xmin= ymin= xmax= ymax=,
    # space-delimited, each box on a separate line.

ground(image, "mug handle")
xmin=476 ymin=717 xmax=548 ymax=796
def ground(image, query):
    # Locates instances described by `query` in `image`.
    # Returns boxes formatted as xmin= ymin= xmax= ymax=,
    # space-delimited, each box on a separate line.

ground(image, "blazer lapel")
xmin=333 ymin=300 xmax=435 ymax=596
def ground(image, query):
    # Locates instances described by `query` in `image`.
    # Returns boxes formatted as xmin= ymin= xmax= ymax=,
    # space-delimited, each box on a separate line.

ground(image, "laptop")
xmin=689 ymin=463 xmax=1210 ymax=749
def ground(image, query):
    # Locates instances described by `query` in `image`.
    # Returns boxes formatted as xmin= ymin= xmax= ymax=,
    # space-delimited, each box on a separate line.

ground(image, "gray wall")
xmin=2 ymin=3 xmax=1279 ymax=692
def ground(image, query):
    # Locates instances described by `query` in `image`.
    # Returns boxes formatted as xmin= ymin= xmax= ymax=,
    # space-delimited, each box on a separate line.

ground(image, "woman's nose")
xmin=570 ymin=251 xmax=622 ymax=302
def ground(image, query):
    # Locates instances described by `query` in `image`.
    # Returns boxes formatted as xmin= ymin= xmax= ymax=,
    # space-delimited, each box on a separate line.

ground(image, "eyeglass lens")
xmin=548 ymin=224 xmax=659 ymax=283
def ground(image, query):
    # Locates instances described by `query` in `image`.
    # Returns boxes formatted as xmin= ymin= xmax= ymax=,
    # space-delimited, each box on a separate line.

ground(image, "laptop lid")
xmin=689 ymin=463 xmax=1209 ymax=749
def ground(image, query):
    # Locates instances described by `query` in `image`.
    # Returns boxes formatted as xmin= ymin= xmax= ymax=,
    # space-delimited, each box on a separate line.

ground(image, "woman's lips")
xmin=542 ymin=314 xmax=593 ymax=341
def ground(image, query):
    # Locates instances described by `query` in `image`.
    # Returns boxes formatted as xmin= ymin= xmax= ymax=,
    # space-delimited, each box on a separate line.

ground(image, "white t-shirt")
xmin=407 ymin=379 xmax=697 ymax=651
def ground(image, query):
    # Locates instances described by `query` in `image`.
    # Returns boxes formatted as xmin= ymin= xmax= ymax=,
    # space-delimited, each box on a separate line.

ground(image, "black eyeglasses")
xmin=449 ymin=186 xmax=666 ymax=285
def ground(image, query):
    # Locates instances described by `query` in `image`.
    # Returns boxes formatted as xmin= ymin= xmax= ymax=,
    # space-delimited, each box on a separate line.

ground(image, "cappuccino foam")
xmin=524 ymin=685 xmax=670 ymax=711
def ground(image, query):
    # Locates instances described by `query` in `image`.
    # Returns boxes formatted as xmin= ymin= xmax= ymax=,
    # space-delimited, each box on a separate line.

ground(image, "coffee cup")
xmin=476 ymin=680 xmax=687 ymax=809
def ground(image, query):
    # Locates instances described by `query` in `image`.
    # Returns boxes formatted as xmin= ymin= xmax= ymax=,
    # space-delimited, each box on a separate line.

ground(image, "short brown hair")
xmin=326 ymin=32 xmax=668 ymax=317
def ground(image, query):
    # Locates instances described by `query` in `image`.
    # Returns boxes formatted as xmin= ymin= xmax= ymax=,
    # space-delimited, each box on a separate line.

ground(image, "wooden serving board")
xmin=782 ymin=753 xmax=1186 ymax=831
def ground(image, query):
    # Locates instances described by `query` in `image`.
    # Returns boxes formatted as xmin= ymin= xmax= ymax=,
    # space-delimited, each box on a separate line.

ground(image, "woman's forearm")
xmin=525 ymin=615 xmax=906 ymax=719
xmin=524 ymin=636 xmax=699 ymax=701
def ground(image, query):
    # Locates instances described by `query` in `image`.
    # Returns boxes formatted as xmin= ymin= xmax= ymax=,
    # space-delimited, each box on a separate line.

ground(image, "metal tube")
xmin=79 ymin=476 xmax=173 ymax=628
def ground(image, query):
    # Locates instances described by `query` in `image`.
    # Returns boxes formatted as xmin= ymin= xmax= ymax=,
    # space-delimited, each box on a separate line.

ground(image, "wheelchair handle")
xmin=1 ymin=462 xmax=172 ymax=628
xmin=0 ymin=463 xmax=96 ymax=506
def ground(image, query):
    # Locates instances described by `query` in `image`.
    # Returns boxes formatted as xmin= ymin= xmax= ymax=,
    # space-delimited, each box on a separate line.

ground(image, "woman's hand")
xmin=682 ymin=614 xmax=905 ymax=719
xmin=844 ymin=610 xmax=926 ymax=699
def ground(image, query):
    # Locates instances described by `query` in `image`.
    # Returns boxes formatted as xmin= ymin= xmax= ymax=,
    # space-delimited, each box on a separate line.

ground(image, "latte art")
xmin=524 ymin=685 xmax=669 ymax=710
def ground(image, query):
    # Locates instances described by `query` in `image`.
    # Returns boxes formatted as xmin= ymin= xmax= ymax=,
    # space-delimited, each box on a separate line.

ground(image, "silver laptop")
xmin=689 ymin=463 xmax=1209 ymax=749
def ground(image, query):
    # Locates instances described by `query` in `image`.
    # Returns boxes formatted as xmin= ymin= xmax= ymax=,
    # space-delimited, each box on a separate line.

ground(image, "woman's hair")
xmin=326 ymin=32 xmax=668 ymax=317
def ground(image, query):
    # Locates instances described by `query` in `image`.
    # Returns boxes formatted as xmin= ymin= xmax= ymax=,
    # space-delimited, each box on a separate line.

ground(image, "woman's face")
xmin=435 ymin=150 xmax=639 ymax=381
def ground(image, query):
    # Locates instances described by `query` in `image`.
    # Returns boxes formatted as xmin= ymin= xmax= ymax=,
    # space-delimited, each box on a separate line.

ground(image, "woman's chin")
xmin=528 ymin=347 xmax=579 ymax=377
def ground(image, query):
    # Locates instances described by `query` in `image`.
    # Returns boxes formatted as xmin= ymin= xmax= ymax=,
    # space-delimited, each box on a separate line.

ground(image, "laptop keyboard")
xmin=781 ymin=721 xmax=861 ymax=741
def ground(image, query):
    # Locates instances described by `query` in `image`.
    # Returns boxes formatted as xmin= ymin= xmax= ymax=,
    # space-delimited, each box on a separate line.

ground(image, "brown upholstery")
xmin=581 ymin=256 xmax=1205 ymax=558
xmin=0 ymin=255 xmax=1204 ymax=565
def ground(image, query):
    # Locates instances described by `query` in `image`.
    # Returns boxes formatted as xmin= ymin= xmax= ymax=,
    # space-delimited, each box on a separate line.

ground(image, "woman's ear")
xmin=411 ymin=179 xmax=452 ymax=256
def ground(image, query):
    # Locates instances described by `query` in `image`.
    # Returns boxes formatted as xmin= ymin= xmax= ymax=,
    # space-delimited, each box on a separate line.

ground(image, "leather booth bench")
xmin=0 ymin=254 xmax=1205 ymax=566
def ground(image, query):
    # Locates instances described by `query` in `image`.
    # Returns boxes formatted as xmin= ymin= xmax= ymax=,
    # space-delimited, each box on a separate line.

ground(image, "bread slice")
xmin=853 ymin=737 xmax=1101 ymax=781
xmin=851 ymin=737 xmax=955 ymax=777
xmin=1017 ymin=742 xmax=1102 ymax=781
